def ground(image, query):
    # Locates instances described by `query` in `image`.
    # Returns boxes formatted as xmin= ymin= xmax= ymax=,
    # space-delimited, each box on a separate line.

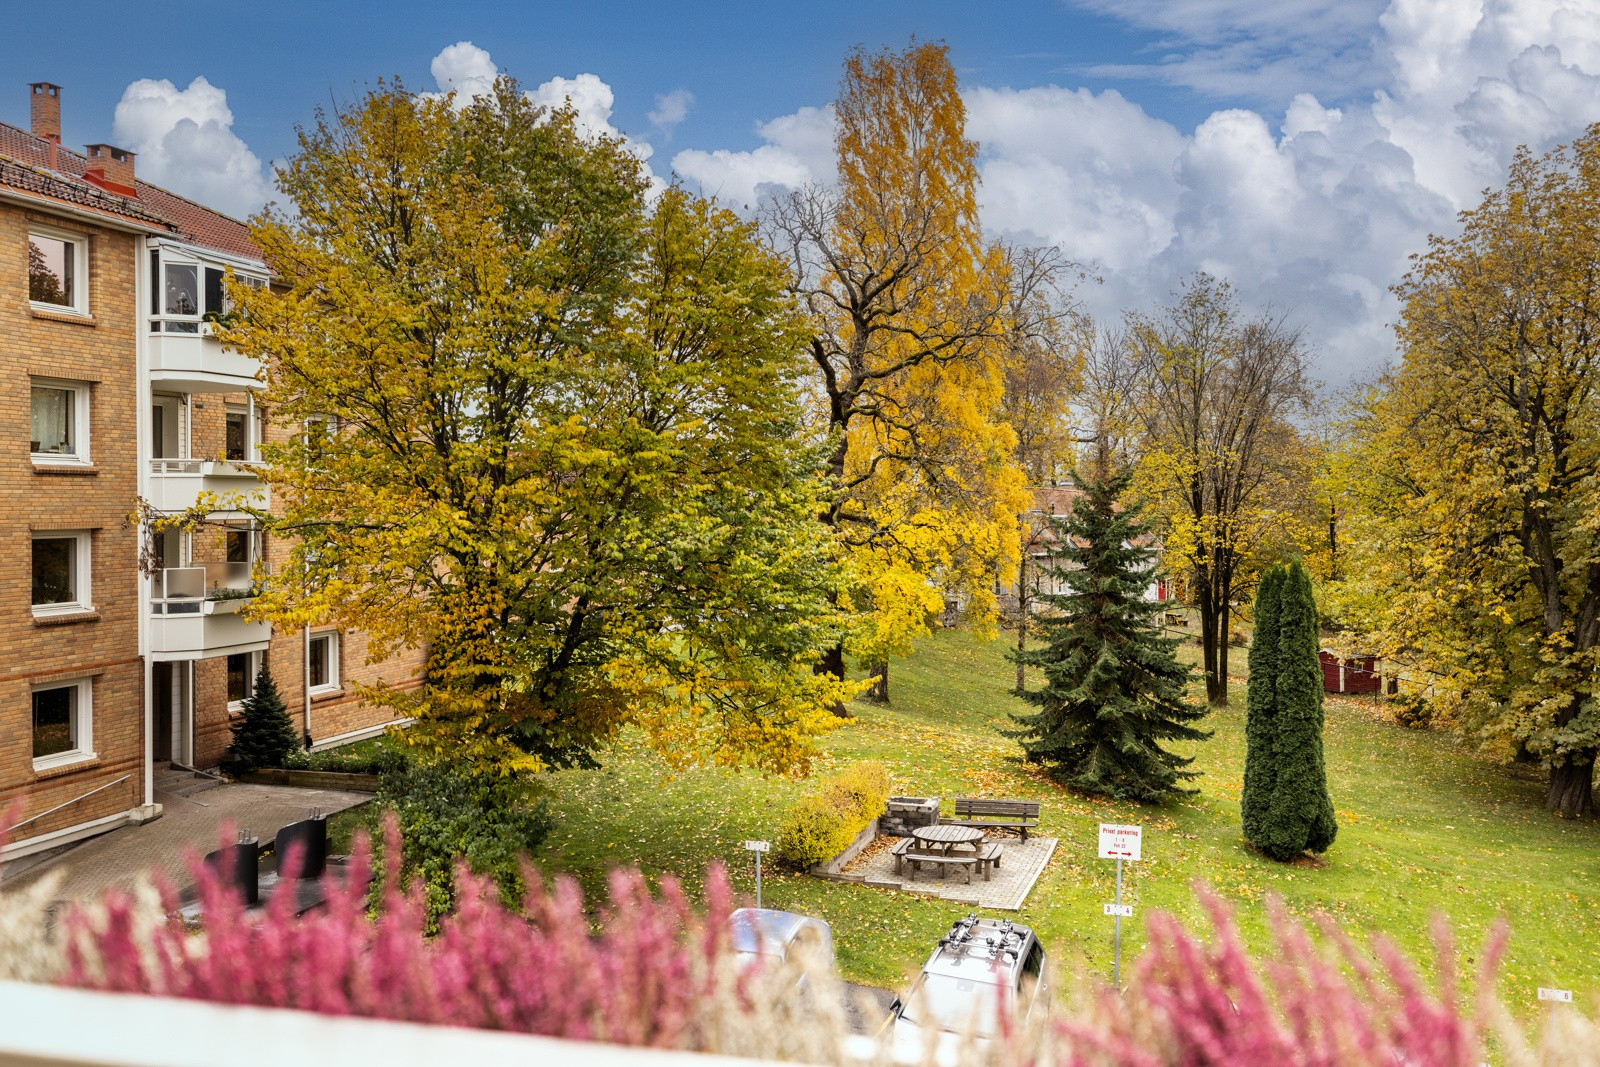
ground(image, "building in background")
xmin=997 ymin=483 xmax=1170 ymax=617
xmin=1 ymin=83 xmax=423 ymax=861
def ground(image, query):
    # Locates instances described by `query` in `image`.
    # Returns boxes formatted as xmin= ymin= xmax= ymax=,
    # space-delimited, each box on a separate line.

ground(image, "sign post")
xmin=743 ymin=840 xmax=771 ymax=909
xmin=1098 ymin=824 xmax=1142 ymax=986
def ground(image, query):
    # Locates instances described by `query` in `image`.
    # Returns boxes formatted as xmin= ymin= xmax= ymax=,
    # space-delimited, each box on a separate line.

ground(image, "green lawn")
xmin=526 ymin=629 xmax=1600 ymax=1005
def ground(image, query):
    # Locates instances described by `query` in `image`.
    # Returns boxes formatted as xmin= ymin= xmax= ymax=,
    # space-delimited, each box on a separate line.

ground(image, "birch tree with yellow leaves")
xmin=1359 ymin=125 xmax=1600 ymax=817
xmin=223 ymin=80 xmax=849 ymax=777
xmin=767 ymin=41 xmax=1062 ymax=704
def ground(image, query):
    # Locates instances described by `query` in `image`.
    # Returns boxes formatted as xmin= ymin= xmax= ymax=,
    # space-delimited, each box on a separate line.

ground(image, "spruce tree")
xmin=1005 ymin=470 xmax=1210 ymax=801
xmin=224 ymin=667 xmax=301 ymax=772
xmin=1241 ymin=566 xmax=1284 ymax=844
xmin=1248 ymin=562 xmax=1338 ymax=860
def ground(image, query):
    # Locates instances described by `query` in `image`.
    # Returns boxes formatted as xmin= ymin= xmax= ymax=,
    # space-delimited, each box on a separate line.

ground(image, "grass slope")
xmin=524 ymin=630 xmax=1600 ymax=1001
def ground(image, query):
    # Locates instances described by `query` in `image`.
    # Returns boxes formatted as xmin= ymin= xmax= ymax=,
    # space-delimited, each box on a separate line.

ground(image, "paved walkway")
xmin=841 ymin=835 xmax=1058 ymax=910
xmin=1 ymin=782 xmax=371 ymax=903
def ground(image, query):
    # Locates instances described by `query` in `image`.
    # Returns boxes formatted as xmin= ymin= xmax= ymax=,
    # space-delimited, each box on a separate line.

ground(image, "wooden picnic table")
xmin=912 ymin=823 xmax=985 ymax=854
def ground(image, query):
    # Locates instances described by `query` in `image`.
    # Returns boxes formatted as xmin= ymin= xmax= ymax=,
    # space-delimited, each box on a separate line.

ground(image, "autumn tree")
xmin=999 ymin=260 xmax=1087 ymax=692
xmin=226 ymin=80 xmax=849 ymax=777
xmin=1360 ymin=124 xmax=1600 ymax=817
xmin=1126 ymin=276 xmax=1314 ymax=705
xmin=766 ymin=42 xmax=1058 ymax=706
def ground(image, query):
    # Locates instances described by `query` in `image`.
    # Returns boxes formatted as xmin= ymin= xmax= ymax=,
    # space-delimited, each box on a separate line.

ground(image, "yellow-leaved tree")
xmin=224 ymin=80 xmax=850 ymax=778
xmin=1352 ymin=124 xmax=1600 ymax=817
xmin=767 ymin=41 xmax=1061 ymax=705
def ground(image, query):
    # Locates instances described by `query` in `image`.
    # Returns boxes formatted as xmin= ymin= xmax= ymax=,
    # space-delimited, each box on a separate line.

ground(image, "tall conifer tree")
xmin=1005 ymin=470 xmax=1210 ymax=801
xmin=1241 ymin=566 xmax=1284 ymax=843
xmin=1245 ymin=562 xmax=1338 ymax=860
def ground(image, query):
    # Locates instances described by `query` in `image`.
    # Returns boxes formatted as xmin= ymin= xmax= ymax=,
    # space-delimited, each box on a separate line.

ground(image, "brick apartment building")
xmin=1 ymin=83 xmax=424 ymax=861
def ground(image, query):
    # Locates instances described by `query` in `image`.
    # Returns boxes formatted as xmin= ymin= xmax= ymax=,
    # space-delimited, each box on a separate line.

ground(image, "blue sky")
xmin=8 ymin=1 xmax=1600 ymax=379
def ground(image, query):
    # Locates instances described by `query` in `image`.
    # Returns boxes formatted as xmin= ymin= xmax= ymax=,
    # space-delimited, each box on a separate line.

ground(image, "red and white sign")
xmin=1098 ymin=823 xmax=1142 ymax=861
xmin=1538 ymin=987 xmax=1573 ymax=1003
xmin=1103 ymin=903 xmax=1133 ymax=917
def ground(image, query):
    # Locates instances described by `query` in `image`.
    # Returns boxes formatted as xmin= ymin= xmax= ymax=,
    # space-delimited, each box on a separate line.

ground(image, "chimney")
xmin=29 ymin=82 xmax=61 ymax=142
xmin=83 ymin=143 xmax=137 ymax=197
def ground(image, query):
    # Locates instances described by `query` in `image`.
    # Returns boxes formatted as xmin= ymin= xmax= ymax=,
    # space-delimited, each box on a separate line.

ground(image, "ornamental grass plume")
xmin=1050 ymin=885 xmax=1504 ymax=1067
xmin=0 ymin=803 xmax=65 ymax=983
xmin=55 ymin=815 xmax=855 ymax=1062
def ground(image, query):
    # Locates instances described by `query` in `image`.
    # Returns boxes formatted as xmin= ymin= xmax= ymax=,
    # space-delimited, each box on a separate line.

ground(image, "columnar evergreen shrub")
xmin=1005 ymin=470 xmax=1210 ymax=801
xmin=222 ymin=668 xmax=300 ymax=773
xmin=1241 ymin=566 xmax=1284 ymax=844
xmin=1243 ymin=562 xmax=1338 ymax=860
xmin=775 ymin=761 xmax=890 ymax=867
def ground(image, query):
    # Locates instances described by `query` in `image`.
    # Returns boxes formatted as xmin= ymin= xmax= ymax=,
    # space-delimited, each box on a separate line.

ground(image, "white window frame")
xmin=28 ymin=222 xmax=89 ymax=317
xmin=31 ymin=529 xmax=93 ymax=617
xmin=308 ymin=631 xmax=340 ymax=695
xmin=29 ymin=376 xmax=91 ymax=466
xmin=155 ymin=254 xmax=202 ymax=333
xmin=31 ymin=677 xmax=95 ymax=771
xmin=226 ymin=650 xmax=261 ymax=713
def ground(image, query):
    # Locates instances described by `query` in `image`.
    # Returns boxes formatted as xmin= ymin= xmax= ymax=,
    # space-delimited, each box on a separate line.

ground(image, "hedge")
xmin=775 ymin=761 xmax=891 ymax=868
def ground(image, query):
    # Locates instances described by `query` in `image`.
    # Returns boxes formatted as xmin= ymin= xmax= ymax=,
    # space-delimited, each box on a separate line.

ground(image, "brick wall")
xmin=0 ymin=204 xmax=145 ymax=839
xmin=185 ymin=390 xmax=424 ymax=768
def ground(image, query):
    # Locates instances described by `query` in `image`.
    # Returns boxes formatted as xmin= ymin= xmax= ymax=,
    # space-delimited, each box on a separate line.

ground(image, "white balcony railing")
xmin=147 ymin=458 xmax=268 ymax=514
xmin=0 ymin=980 xmax=786 ymax=1067
xmin=147 ymin=319 xmax=263 ymax=393
xmin=147 ymin=563 xmax=271 ymax=660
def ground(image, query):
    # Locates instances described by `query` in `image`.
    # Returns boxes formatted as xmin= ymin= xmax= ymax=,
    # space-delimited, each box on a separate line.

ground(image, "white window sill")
xmin=32 ymin=603 xmax=94 ymax=618
xmin=308 ymin=684 xmax=343 ymax=699
xmin=33 ymin=750 xmax=97 ymax=773
xmin=30 ymin=454 xmax=91 ymax=466
xmin=227 ymin=700 xmax=246 ymax=715
xmin=29 ymin=300 xmax=91 ymax=319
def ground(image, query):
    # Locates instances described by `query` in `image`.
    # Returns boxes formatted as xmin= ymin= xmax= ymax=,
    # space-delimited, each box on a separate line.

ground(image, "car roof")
xmin=728 ymin=908 xmax=827 ymax=953
xmin=922 ymin=916 xmax=1036 ymax=984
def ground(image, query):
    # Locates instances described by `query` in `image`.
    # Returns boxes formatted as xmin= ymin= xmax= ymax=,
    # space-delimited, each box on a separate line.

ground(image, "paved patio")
xmin=841 ymin=834 xmax=1058 ymax=910
xmin=1 ymin=780 xmax=371 ymax=904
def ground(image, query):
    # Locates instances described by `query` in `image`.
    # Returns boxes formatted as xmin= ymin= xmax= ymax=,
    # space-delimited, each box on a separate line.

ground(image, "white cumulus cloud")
xmin=111 ymin=76 xmax=273 ymax=219
xmin=671 ymin=105 xmax=836 ymax=209
xmin=430 ymin=40 xmax=499 ymax=102
xmin=648 ymin=89 xmax=694 ymax=137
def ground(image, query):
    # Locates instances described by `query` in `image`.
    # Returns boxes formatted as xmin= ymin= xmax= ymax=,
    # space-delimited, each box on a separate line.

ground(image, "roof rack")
xmin=936 ymin=914 xmax=1024 ymax=963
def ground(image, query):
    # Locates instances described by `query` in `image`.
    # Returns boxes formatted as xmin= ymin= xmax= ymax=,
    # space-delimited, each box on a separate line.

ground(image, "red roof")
xmin=0 ymin=120 xmax=260 ymax=261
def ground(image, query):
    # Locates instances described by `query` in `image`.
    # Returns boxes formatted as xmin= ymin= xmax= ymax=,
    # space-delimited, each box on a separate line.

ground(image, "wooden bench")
xmin=890 ymin=836 xmax=913 ymax=874
xmin=949 ymin=798 xmax=1042 ymax=842
xmin=903 ymin=852 xmax=977 ymax=884
xmin=976 ymin=841 xmax=1003 ymax=880
xmin=1165 ymin=611 xmax=1187 ymax=627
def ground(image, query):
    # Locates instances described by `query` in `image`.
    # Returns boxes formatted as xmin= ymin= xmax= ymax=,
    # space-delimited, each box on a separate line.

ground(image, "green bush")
xmin=1389 ymin=691 xmax=1434 ymax=729
xmin=222 ymin=668 xmax=300 ymax=773
xmin=775 ymin=761 xmax=890 ymax=868
xmin=376 ymin=761 xmax=553 ymax=928
xmin=283 ymin=740 xmax=407 ymax=775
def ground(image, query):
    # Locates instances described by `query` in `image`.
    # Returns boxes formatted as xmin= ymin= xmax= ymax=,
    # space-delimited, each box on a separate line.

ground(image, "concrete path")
xmin=1 ymin=782 xmax=371 ymax=903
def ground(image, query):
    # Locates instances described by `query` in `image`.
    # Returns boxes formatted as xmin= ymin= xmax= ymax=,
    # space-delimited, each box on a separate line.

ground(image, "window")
xmin=32 ymin=678 xmax=94 ymax=769
xmin=28 ymin=225 xmax=87 ymax=315
xmin=308 ymin=632 xmax=339 ymax=693
xmin=225 ymin=529 xmax=252 ymax=564
xmin=30 ymin=378 xmax=90 ymax=463
xmin=227 ymin=651 xmax=259 ymax=708
xmin=32 ymin=531 xmax=91 ymax=615
xmin=162 ymin=261 xmax=199 ymax=331
xmin=225 ymin=407 xmax=247 ymax=461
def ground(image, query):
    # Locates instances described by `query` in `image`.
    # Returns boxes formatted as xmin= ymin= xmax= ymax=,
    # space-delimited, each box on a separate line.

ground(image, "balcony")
xmin=147 ymin=318 xmax=262 ymax=393
xmin=147 ymin=563 xmax=271 ymax=661
xmin=148 ymin=458 xmax=269 ymax=515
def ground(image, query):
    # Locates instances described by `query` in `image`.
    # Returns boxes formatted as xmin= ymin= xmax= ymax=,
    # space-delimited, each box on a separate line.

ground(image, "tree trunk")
xmin=1014 ymin=552 xmax=1029 ymax=694
xmin=814 ymin=643 xmax=851 ymax=717
xmin=1213 ymin=598 xmax=1231 ymax=707
xmin=1547 ymin=753 xmax=1597 ymax=818
xmin=867 ymin=660 xmax=889 ymax=703
xmin=1198 ymin=586 xmax=1224 ymax=705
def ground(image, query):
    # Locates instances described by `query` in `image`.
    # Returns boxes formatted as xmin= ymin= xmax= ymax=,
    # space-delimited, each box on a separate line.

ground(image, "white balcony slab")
xmin=147 ymin=599 xmax=271 ymax=661
xmin=147 ymin=459 xmax=268 ymax=514
xmin=147 ymin=330 xmax=262 ymax=393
